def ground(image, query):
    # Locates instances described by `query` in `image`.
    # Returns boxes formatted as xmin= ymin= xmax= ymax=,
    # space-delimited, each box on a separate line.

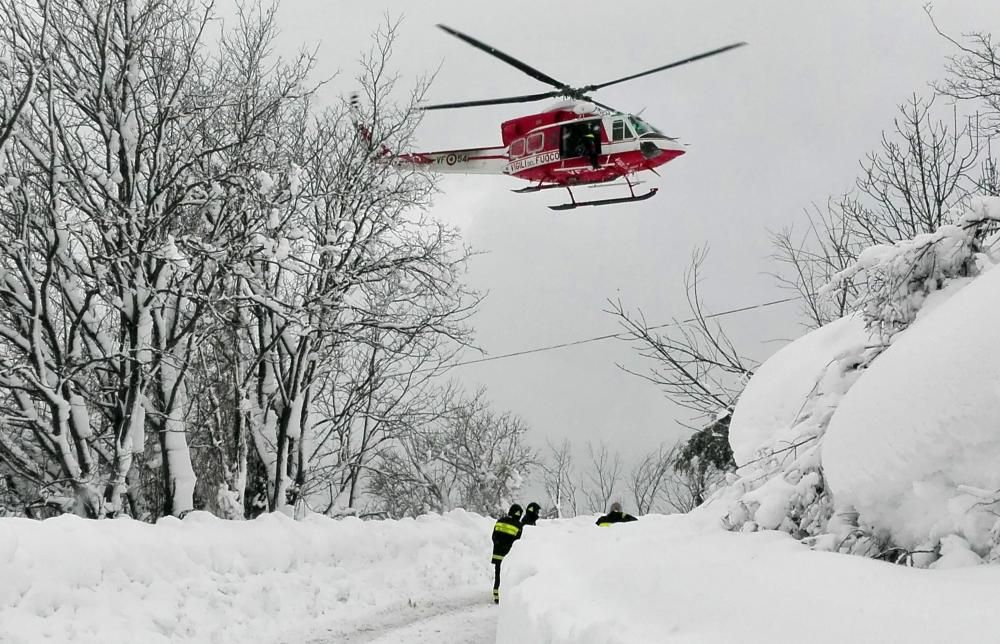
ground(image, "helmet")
xmin=508 ymin=503 xmax=523 ymax=518
xmin=526 ymin=502 xmax=540 ymax=513
xmin=610 ymin=501 xmax=622 ymax=513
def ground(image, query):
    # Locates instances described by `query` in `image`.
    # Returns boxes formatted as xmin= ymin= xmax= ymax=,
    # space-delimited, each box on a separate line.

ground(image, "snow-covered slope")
xmin=823 ymin=262 xmax=1000 ymax=554
xmin=498 ymin=514 xmax=1000 ymax=644
xmin=0 ymin=510 xmax=492 ymax=644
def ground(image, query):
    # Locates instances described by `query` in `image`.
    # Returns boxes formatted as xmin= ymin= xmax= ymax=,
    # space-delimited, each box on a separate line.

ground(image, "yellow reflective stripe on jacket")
xmin=597 ymin=522 xmax=612 ymax=527
xmin=492 ymin=554 xmax=504 ymax=562
xmin=494 ymin=522 xmax=520 ymax=536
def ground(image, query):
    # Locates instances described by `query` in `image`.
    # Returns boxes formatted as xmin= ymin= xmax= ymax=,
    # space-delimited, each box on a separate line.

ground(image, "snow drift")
xmin=0 ymin=510 xmax=492 ymax=644
xmin=728 ymin=314 xmax=871 ymax=467
xmin=716 ymin=313 xmax=876 ymax=538
xmin=823 ymin=259 xmax=1000 ymax=555
xmin=498 ymin=514 xmax=1000 ymax=644
xmin=716 ymin=197 xmax=1000 ymax=562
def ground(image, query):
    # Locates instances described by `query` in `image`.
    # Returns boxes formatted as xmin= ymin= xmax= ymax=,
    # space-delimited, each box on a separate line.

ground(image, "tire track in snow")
xmin=308 ymin=591 xmax=497 ymax=644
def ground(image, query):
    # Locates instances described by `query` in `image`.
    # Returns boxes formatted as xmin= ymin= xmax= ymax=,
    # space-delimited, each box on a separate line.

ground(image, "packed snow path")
xmin=308 ymin=592 xmax=496 ymax=644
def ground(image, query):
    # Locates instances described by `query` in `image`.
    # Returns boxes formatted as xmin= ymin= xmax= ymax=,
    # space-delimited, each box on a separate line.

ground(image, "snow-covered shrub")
xmin=824 ymin=197 xmax=1000 ymax=341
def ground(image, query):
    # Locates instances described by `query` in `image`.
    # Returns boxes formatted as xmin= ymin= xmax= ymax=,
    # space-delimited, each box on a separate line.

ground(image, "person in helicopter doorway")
xmin=578 ymin=125 xmax=600 ymax=170
xmin=491 ymin=504 xmax=523 ymax=604
xmin=521 ymin=501 xmax=541 ymax=527
xmin=595 ymin=501 xmax=638 ymax=526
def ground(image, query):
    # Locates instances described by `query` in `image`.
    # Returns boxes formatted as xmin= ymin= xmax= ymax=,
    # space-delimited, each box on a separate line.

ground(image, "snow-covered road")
xmin=0 ymin=511 xmax=498 ymax=644
xmin=308 ymin=592 xmax=497 ymax=644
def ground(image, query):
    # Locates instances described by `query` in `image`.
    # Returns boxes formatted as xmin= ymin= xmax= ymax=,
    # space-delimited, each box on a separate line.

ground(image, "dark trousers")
xmin=492 ymin=560 xmax=502 ymax=601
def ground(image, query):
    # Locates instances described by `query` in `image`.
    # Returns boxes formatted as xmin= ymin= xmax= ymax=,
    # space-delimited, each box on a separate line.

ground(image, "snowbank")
xmin=823 ymin=262 xmax=1000 ymax=553
xmin=0 ymin=510 xmax=493 ymax=644
xmin=708 ymin=313 xmax=873 ymax=539
xmin=498 ymin=514 xmax=1000 ymax=644
xmin=728 ymin=314 xmax=870 ymax=466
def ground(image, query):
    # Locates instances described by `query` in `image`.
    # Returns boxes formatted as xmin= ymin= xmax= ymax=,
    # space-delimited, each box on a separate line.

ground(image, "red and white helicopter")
xmin=394 ymin=25 xmax=746 ymax=210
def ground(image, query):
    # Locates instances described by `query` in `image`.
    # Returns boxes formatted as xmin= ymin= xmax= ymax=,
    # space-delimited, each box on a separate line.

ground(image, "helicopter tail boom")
xmin=399 ymin=146 xmax=508 ymax=174
xmin=350 ymin=93 xmax=507 ymax=174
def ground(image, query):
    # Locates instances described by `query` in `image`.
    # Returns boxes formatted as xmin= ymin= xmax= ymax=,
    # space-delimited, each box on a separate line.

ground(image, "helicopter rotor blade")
xmin=587 ymin=42 xmax=747 ymax=91
xmin=437 ymin=24 xmax=568 ymax=90
xmin=421 ymin=90 xmax=562 ymax=111
xmin=580 ymin=96 xmax=621 ymax=113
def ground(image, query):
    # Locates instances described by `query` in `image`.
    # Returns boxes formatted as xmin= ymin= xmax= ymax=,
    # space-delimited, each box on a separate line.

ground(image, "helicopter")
xmin=367 ymin=25 xmax=746 ymax=210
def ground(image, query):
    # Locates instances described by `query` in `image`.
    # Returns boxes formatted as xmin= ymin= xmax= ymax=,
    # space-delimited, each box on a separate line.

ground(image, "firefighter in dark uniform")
xmin=521 ymin=502 xmax=541 ymax=527
xmin=491 ymin=503 xmax=523 ymax=603
xmin=580 ymin=128 xmax=600 ymax=169
xmin=595 ymin=501 xmax=638 ymax=526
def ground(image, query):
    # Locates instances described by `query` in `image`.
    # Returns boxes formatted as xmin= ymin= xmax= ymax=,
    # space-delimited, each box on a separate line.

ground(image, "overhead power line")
xmin=441 ymin=295 xmax=800 ymax=371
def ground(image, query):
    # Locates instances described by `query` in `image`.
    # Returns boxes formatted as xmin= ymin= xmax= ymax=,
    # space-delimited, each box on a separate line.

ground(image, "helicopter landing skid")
xmin=548 ymin=183 xmax=658 ymax=211
xmin=512 ymin=183 xmax=564 ymax=194
xmin=512 ymin=178 xmax=619 ymax=194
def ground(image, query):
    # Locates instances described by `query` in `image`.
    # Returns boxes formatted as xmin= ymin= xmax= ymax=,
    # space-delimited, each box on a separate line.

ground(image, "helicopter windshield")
xmin=629 ymin=116 xmax=662 ymax=136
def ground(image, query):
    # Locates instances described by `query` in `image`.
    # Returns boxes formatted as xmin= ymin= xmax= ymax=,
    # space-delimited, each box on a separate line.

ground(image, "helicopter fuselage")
xmin=402 ymin=103 xmax=685 ymax=187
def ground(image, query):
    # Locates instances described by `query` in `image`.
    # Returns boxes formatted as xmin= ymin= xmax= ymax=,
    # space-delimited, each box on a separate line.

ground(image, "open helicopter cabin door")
xmin=559 ymin=118 xmax=603 ymax=160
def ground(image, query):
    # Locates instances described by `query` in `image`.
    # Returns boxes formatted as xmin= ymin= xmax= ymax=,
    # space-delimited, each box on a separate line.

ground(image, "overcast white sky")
xmin=246 ymin=1 xmax=999 ymax=461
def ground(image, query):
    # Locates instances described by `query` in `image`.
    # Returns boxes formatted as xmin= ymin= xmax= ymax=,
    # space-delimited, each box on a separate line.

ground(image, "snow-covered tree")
xmin=627 ymin=443 xmax=675 ymax=514
xmin=934 ymin=11 xmax=1000 ymax=140
xmin=610 ymin=248 xmax=755 ymax=424
xmin=0 ymin=0 xmax=40 ymax=161
xmin=0 ymin=0 xmax=267 ymax=517
xmin=304 ymin=322 xmax=464 ymax=515
xmin=663 ymin=414 xmax=734 ymax=512
xmin=0 ymin=3 xmax=475 ymax=521
xmin=213 ymin=21 xmax=473 ymax=515
xmin=578 ymin=442 xmax=623 ymax=514
xmin=540 ymin=438 xmax=577 ymax=518
xmin=772 ymin=94 xmax=994 ymax=327
xmin=369 ymin=387 xmax=534 ymax=519
xmin=823 ymin=207 xmax=992 ymax=341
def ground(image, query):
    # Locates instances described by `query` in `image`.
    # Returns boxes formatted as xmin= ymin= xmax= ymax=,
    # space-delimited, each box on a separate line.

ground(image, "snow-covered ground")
xmin=314 ymin=597 xmax=496 ymax=644
xmin=4 ymin=507 xmax=1000 ymax=643
xmin=0 ymin=510 xmax=494 ymax=644
xmin=499 ymin=512 xmax=1000 ymax=644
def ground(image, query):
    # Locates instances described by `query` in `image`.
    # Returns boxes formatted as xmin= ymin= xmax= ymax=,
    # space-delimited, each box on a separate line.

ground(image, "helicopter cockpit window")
xmin=629 ymin=116 xmax=662 ymax=136
xmin=510 ymin=138 xmax=526 ymax=157
xmin=612 ymin=119 xmax=633 ymax=141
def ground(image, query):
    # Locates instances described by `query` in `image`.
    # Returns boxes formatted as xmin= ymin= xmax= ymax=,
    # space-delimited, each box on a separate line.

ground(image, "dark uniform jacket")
xmin=491 ymin=515 xmax=523 ymax=562
xmin=521 ymin=509 xmax=539 ymax=527
xmin=595 ymin=510 xmax=638 ymax=526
